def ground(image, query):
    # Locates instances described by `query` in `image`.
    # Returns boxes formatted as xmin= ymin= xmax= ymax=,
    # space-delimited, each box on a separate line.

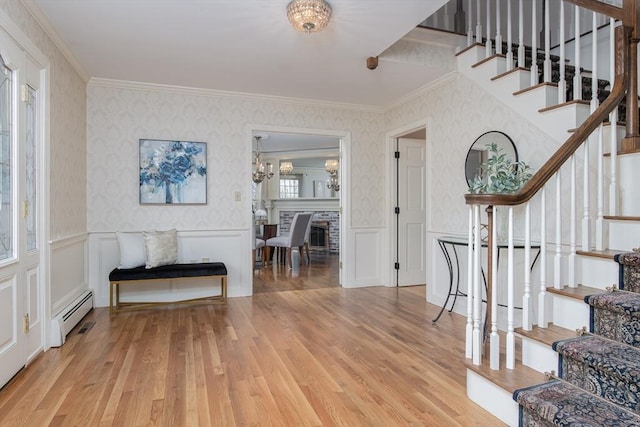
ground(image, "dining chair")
xmin=265 ymin=212 xmax=313 ymax=268
xmin=252 ymin=215 xmax=266 ymax=269
xmin=302 ymin=214 xmax=314 ymax=263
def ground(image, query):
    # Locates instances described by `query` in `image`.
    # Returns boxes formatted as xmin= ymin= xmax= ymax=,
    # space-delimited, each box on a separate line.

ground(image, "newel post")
xmin=622 ymin=0 xmax=640 ymax=152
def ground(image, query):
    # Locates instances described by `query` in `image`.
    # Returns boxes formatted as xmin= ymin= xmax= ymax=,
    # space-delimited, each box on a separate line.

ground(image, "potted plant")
xmin=468 ymin=143 xmax=533 ymax=194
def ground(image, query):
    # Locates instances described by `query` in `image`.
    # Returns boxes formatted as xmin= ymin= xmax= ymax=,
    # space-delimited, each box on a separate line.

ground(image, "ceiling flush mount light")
xmin=287 ymin=0 xmax=332 ymax=34
xmin=252 ymin=134 xmax=274 ymax=184
xmin=280 ymin=161 xmax=294 ymax=175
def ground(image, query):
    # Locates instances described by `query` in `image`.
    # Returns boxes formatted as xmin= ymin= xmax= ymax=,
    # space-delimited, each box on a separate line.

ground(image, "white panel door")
xmin=396 ymin=138 xmax=426 ymax=286
xmin=0 ymin=31 xmax=44 ymax=388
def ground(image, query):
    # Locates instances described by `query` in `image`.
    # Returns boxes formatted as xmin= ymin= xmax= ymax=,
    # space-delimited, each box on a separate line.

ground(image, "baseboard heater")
xmin=50 ymin=290 xmax=94 ymax=347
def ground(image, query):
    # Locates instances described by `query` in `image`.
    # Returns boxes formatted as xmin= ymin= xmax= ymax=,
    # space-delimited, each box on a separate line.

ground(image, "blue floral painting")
xmin=139 ymin=139 xmax=207 ymax=204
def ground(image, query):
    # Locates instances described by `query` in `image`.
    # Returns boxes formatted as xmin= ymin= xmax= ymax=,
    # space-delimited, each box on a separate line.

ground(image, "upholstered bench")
xmin=108 ymin=262 xmax=227 ymax=315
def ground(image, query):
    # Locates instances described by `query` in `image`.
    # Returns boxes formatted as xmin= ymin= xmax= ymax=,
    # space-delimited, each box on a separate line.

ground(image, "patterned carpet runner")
xmin=514 ymin=380 xmax=640 ymax=426
xmin=514 ymin=251 xmax=640 ymax=426
xmin=586 ymin=291 xmax=640 ymax=347
xmin=553 ymin=335 xmax=640 ymax=414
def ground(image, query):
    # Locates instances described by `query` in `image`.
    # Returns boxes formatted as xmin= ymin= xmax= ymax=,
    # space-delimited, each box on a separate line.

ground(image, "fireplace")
xmin=310 ymin=221 xmax=329 ymax=251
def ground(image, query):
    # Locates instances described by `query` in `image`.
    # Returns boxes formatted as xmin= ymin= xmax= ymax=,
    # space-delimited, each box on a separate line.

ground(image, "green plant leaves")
xmin=468 ymin=143 xmax=533 ymax=194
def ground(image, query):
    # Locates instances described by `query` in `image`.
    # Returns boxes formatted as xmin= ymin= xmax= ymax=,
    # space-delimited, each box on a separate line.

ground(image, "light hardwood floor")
xmin=0 ymin=285 xmax=501 ymax=426
xmin=253 ymin=252 xmax=340 ymax=294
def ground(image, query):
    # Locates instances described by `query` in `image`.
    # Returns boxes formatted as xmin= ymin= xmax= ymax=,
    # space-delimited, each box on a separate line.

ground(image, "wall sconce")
xmin=325 ymin=159 xmax=340 ymax=192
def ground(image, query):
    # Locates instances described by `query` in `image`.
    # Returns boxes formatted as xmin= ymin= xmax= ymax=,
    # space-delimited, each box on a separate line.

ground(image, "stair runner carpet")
xmin=553 ymin=335 xmax=640 ymax=414
xmin=513 ymin=252 xmax=640 ymax=426
xmin=514 ymin=380 xmax=640 ymax=427
xmin=586 ymin=291 xmax=640 ymax=347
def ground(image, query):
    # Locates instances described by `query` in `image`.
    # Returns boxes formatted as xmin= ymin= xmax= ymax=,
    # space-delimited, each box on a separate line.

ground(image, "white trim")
xmin=248 ymin=124 xmax=351 ymax=288
xmin=20 ymin=0 xmax=89 ymax=82
xmin=49 ymin=232 xmax=87 ymax=248
xmin=0 ymin=7 xmax=47 ymax=67
xmin=89 ymin=78 xmax=384 ymax=113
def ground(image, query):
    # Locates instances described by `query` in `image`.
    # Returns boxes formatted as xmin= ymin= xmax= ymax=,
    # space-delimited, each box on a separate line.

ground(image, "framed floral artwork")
xmin=139 ymin=139 xmax=207 ymax=204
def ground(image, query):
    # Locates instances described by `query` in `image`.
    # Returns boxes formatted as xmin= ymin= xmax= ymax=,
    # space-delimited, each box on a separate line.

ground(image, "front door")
xmin=395 ymin=137 xmax=426 ymax=286
xmin=0 ymin=33 xmax=44 ymax=388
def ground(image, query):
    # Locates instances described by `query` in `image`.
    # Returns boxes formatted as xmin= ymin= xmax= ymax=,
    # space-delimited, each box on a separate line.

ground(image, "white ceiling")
xmin=28 ymin=0 xmax=450 ymax=108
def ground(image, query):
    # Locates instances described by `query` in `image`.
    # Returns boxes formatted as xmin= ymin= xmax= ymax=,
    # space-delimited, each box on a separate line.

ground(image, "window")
xmin=279 ymin=177 xmax=300 ymax=199
xmin=0 ymin=55 xmax=12 ymax=261
xmin=25 ymin=85 xmax=37 ymax=251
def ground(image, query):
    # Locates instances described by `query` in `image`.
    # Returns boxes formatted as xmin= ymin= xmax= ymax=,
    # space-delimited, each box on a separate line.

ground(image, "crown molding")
xmin=21 ymin=0 xmax=90 ymax=82
xmin=88 ymin=78 xmax=386 ymax=113
xmin=386 ymin=71 xmax=457 ymax=110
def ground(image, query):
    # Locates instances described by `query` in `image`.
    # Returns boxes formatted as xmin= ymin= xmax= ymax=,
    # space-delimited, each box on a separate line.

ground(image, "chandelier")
xmin=325 ymin=159 xmax=340 ymax=192
xmin=287 ymin=0 xmax=332 ymax=34
xmin=252 ymin=135 xmax=273 ymax=184
xmin=280 ymin=161 xmax=294 ymax=175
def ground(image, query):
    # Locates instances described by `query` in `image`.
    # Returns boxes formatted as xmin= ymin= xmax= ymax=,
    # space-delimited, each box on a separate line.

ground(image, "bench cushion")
xmin=109 ymin=262 xmax=227 ymax=282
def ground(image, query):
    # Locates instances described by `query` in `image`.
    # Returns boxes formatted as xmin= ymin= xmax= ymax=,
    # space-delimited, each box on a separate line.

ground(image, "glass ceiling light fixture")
xmin=287 ymin=0 xmax=332 ymax=34
xmin=252 ymin=134 xmax=273 ymax=184
xmin=280 ymin=161 xmax=294 ymax=175
xmin=325 ymin=159 xmax=340 ymax=192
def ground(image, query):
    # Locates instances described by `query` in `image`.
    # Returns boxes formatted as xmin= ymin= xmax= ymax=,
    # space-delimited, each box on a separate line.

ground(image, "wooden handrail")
xmin=564 ymin=0 xmax=624 ymax=24
xmin=465 ymin=23 xmax=630 ymax=207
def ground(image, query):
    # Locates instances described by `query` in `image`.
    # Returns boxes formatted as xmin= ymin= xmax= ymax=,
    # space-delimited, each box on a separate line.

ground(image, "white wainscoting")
xmin=346 ymin=228 xmax=385 ymax=288
xmin=88 ymin=230 xmax=250 ymax=308
xmin=50 ymin=233 xmax=89 ymax=316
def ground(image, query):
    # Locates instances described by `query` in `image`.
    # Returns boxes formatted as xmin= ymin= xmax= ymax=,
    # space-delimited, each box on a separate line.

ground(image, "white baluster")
xmin=506 ymin=0 xmax=513 ymax=70
xmin=543 ymin=0 xmax=552 ymax=82
xmin=467 ymin=0 xmax=474 ymax=45
xmin=495 ymin=0 xmax=503 ymax=55
xmin=506 ymin=206 xmax=515 ymax=370
xmin=538 ymin=187 xmax=549 ymax=327
xmin=531 ymin=0 xmax=539 ymax=86
xmin=472 ymin=204 xmax=482 ymax=365
xmin=554 ymin=172 xmax=563 ymax=289
xmin=518 ymin=0 xmax=525 ymax=67
xmin=558 ymin=0 xmax=566 ymax=103
xmin=569 ymin=154 xmax=577 ymax=287
xmin=591 ymin=12 xmax=599 ymax=110
xmin=582 ymin=141 xmax=591 ymax=252
xmin=486 ymin=1 xmax=492 ymax=57
xmin=596 ymin=124 xmax=604 ymax=250
xmin=522 ymin=202 xmax=532 ymax=331
xmin=609 ymin=18 xmax=618 ymax=215
xmin=476 ymin=0 xmax=483 ymax=44
xmin=466 ymin=206 xmax=474 ymax=359
xmin=573 ymin=5 xmax=582 ymax=101
xmin=490 ymin=206 xmax=499 ymax=370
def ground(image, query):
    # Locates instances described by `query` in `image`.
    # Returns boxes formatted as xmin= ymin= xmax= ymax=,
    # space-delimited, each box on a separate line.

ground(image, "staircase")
xmin=440 ymin=0 xmax=640 ymax=425
xmin=514 ymin=254 xmax=640 ymax=425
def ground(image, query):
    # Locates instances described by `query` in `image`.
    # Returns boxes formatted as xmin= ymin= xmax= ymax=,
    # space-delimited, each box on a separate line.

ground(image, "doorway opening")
xmin=249 ymin=128 xmax=347 ymax=294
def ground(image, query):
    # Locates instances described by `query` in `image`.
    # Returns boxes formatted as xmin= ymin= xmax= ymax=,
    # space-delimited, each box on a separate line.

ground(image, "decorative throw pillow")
xmin=116 ymin=232 xmax=146 ymax=269
xmin=143 ymin=229 xmax=178 ymax=268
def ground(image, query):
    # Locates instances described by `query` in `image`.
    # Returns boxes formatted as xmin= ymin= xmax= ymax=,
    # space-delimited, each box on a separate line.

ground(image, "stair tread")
xmin=515 ymin=324 xmax=579 ymax=346
xmin=554 ymin=335 xmax=640 ymax=374
xmin=466 ymin=358 xmax=547 ymax=394
xmin=576 ymin=249 xmax=624 ymax=259
xmin=514 ymin=379 xmax=640 ymax=424
xmin=604 ymin=215 xmax=640 ymax=222
xmin=548 ymin=284 xmax=605 ymax=300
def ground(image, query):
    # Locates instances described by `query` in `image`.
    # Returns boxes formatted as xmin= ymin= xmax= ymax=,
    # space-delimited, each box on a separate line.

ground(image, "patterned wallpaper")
xmin=0 ymin=0 xmax=87 ymax=240
xmin=87 ymin=84 xmax=385 ymax=232
xmin=386 ymin=74 xmax=558 ymax=235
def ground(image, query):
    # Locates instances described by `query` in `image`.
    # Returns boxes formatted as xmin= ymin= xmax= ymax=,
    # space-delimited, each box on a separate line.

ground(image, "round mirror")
xmin=465 ymin=131 xmax=517 ymax=186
